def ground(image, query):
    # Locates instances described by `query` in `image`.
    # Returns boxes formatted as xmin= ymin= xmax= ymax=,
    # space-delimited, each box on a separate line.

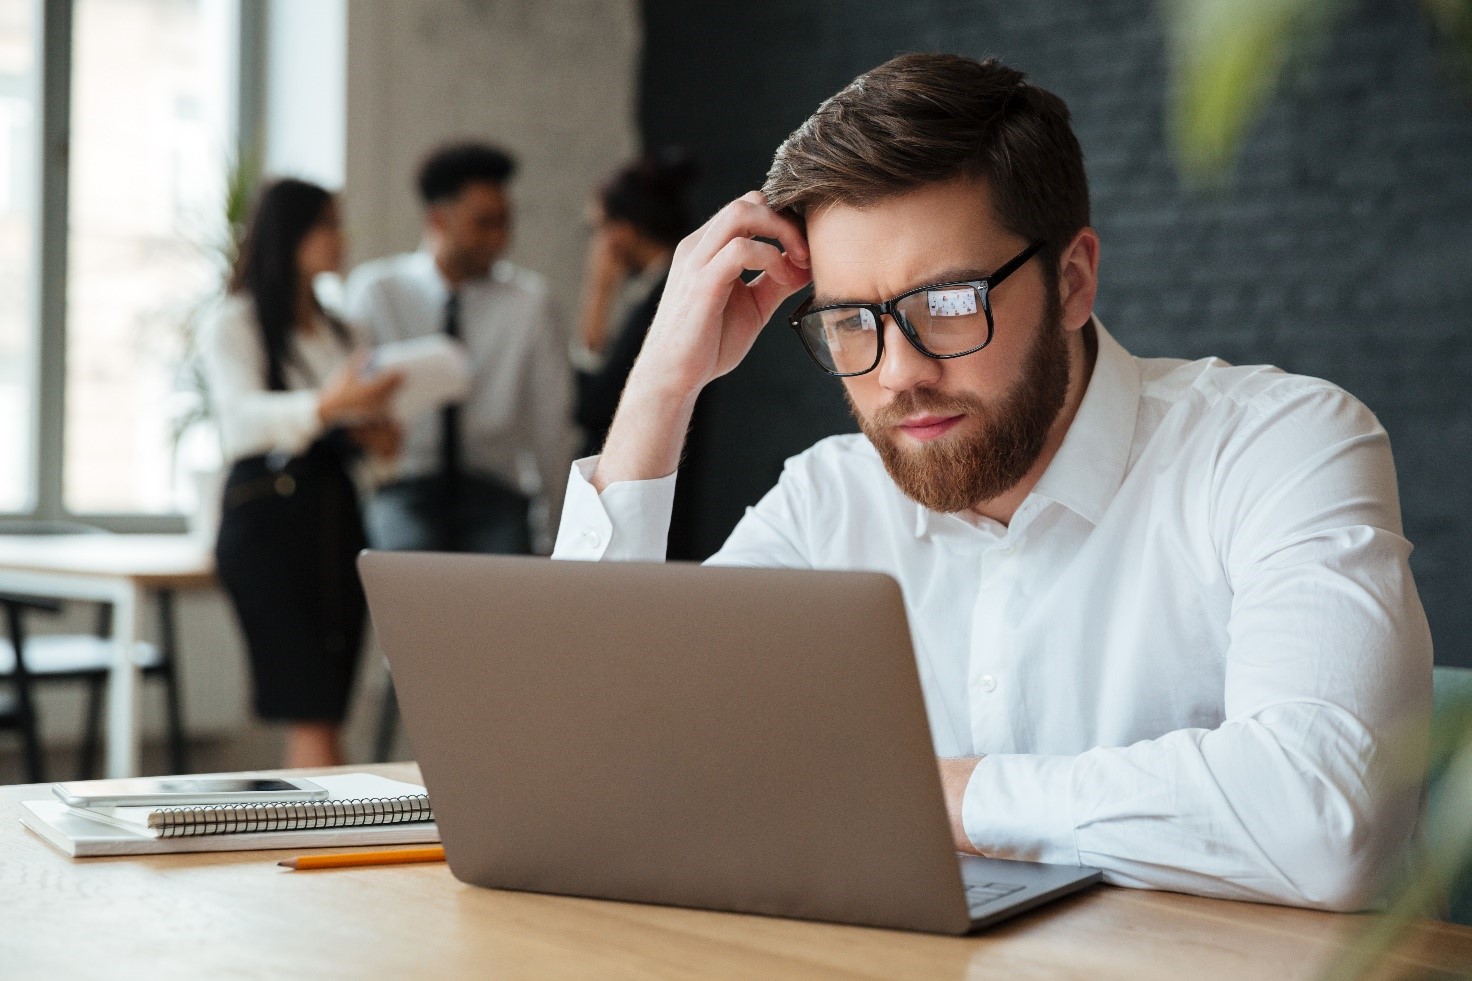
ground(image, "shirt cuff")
xmin=550 ymin=456 xmax=677 ymax=562
xmin=962 ymin=753 xmax=1082 ymax=866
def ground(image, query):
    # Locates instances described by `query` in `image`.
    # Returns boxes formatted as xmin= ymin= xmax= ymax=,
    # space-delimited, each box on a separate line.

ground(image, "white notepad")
xmin=370 ymin=334 xmax=472 ymax=424
xmin=20 ymin=773 xmax=440 ymax=858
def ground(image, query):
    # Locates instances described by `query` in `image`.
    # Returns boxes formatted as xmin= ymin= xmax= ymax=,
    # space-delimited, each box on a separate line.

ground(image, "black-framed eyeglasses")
xmin=787 ymin=240 xmax=1045 ymax=377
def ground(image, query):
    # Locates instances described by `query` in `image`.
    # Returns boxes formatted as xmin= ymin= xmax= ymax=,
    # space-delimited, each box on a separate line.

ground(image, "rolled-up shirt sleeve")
xmin=552 ymin=456 xmax=678 ymax=561
xmin=552 ymin=451 xmax=820 ymax=567
xmin=962 ymin=384 xmax=1433 ymax=911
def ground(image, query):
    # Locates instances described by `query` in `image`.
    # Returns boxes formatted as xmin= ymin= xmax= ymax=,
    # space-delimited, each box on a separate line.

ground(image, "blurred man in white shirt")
xmin=551 ymin=54 xmax=1433 ymax=910
xmin=347 ymin=142 xmax=576 ymax=554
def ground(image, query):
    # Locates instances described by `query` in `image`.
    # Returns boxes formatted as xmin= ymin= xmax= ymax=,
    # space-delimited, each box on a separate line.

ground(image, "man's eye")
xmin=829 ymin=310 xmax=875 ymax=333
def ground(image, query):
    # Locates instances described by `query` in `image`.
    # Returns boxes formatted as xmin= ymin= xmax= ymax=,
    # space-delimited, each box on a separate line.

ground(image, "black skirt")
xmin=214 ymin=437 xmax=367 ymax=722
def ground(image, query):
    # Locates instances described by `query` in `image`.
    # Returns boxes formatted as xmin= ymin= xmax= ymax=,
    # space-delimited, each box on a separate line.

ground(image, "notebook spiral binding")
xmin=151 ymin=795 xmax=434 ymax=838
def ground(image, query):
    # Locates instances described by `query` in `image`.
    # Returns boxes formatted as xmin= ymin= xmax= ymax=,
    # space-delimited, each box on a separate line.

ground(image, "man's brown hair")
xmin=763 ymin=53 xmax=1090 ymax=288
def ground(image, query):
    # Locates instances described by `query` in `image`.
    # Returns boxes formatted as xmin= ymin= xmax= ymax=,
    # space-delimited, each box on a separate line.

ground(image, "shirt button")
xmin=979 ymin=674 xmax=997 ymax=693
xmin=582 ymin=529 xmax=602 ymax=548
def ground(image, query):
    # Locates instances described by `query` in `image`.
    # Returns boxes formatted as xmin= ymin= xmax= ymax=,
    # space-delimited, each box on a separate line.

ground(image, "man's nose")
xmin=875 ymin=315 xmax=942 ymax=393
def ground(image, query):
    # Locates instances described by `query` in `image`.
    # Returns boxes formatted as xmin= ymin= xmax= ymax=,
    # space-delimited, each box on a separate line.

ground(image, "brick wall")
xmin=641 ymin=0 xmax=1472 ymax=666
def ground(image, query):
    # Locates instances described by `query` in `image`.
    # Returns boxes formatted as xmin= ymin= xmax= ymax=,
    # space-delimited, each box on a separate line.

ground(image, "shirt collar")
xmin=1028 ymin=315 xmax=1141 ymax=526
xmin=910 ymin=314 xmax=1141 ymax=539
xmin=409 ymin=248 xmax=513 ymax=293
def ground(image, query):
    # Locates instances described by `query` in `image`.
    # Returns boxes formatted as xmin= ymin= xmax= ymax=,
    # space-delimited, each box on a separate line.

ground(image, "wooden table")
xmin=0 ymin=534 xmax=215 ymax=777
xmin=3 ymin=763 xmax=1469 ymax=978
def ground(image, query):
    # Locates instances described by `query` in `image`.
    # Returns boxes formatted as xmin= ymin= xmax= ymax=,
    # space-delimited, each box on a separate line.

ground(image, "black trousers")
xmin=215 ymin=440 xmax=367 ymax=722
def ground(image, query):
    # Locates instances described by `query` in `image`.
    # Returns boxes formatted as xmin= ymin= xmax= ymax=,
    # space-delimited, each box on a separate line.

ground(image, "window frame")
xmin=8 ymin=0 xmax=264 ymax=532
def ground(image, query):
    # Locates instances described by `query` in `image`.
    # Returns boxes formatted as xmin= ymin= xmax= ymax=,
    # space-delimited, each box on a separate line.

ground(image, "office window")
xmin=64 ymin=0 xmax=235 ymax=514
xmin=0 ymin=0 xmax=36 ymax=513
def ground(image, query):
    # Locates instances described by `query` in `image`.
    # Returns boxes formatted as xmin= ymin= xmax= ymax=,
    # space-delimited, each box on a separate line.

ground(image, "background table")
xmin=0 ymin=534 xmax=215 ymax=777
xmin=3 ymin=762 xmax=1470 ymax=978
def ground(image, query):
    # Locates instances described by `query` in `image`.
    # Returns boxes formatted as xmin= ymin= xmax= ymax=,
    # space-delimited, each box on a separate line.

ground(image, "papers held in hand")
xmin=369 ymin=335 xmax=472 ymax=424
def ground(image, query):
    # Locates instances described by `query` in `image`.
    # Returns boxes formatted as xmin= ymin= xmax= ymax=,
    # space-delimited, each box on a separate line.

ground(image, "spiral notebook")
xmin=20 ymin=773 xmax=439 ymax=858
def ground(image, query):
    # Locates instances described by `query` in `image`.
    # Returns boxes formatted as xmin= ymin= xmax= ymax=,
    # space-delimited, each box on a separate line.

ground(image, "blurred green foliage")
xmin=1164 ymin=0 xmax=1472 ymax=180
xmin=168 ymin=139 xmax=262 ymax=449
xmin=1324 ymin=678 xmax=1472 ymax=977
xmin=1162 ymin=5 xmax=1472 ymax=974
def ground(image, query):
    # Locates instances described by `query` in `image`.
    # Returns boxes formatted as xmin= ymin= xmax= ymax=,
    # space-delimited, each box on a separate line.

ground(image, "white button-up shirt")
xmin=552 ymin=319 xmax=1432 ymax=911
xmin=345 ymin=252 xmax=577 ymax=530
xmin=199 ymin=294 xmax=369 ymax=464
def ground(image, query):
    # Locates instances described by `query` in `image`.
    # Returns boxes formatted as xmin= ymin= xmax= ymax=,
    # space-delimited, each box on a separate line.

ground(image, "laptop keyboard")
xmin=965 ymin=881 xmax=1026 ymax=915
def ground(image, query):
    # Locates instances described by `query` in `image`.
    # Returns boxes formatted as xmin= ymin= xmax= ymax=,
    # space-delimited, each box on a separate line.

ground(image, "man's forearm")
xmin=938 ymin=756 xmax=983 ymax=855
xmin=591 ymin=370 xmax=700 ymax=492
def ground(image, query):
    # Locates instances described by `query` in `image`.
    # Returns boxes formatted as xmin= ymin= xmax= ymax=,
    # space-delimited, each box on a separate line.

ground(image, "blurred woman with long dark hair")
xmin=201 ymin=178 xmax=401 ymax=767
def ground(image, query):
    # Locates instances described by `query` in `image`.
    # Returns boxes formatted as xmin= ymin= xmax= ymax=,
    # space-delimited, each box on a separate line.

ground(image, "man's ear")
xmin=1057 ymin=227 xmax=1100 ymax=333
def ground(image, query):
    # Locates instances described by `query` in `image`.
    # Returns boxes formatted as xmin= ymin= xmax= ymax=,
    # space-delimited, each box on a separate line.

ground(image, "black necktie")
xmin=440 ymin=293 xmax=462 ymax=547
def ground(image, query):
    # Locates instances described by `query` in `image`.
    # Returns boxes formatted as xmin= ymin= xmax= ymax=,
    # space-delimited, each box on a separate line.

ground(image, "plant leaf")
xmin=1164 ymin=0 xmax=1346 ymax=180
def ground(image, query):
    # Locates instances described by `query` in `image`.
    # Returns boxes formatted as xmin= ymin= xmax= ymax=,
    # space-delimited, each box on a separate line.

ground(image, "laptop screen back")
xmin=360 ymin=552 xmax=974 ymax=934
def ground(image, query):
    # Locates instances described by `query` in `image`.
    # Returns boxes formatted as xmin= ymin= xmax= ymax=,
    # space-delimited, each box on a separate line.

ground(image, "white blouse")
xmin=199 ymin=294 xmax=369 ymax=464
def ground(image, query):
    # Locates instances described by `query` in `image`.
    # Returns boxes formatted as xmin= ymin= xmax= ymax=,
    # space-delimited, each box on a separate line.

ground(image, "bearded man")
xmin=552 ymin=53 xmax=1431 ymax=912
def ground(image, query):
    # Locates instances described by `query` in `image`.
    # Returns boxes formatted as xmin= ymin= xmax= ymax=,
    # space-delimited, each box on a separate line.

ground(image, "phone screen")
xmin=79 ymin=778 xmax=303 ymax=796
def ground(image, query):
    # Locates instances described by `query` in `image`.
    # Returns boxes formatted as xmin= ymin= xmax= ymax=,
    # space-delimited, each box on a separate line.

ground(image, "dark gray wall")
xmin=640 ymin=0 xmax=1472 ymax=666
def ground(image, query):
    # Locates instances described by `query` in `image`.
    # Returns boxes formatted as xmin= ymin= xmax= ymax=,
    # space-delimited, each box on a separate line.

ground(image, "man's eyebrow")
xmin=808 ymin=267 xmax=991 ymax=309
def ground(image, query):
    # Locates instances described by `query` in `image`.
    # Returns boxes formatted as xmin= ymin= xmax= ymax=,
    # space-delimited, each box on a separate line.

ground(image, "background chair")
xmin=0 ymin=522 xmax=188 ymax=781
xmin=0 ymin=595 xmax=46 ymax=782
xmin=0 ymin=592 xmax=188 ymax=782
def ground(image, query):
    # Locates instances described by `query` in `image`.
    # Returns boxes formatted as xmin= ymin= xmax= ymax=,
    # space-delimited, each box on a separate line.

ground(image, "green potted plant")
xmin=167 ymin=144 xmax=260 ymax=541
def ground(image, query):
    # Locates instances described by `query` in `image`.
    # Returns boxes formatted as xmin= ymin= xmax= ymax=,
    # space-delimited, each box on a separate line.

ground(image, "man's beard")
xmin=850 ymin=300 xmax=1071 ymax=514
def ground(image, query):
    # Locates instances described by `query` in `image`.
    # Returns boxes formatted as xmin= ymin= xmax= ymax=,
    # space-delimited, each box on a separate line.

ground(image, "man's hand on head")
xmin=592 ymin=191 xmax=811 ymax=492
xmin=638 ymin=190 xmax=811 ymax=393
xmin=938 ymin=756 xmax=984 ymax=856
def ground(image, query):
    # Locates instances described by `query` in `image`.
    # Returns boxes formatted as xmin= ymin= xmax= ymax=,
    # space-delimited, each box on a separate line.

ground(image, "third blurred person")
xmin=574 ymin=148 xmax=698 ymax=458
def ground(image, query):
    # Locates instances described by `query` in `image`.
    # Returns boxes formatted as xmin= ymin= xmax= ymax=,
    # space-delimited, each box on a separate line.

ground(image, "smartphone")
xmin=52 ymin=776 xmax=329 ymax=808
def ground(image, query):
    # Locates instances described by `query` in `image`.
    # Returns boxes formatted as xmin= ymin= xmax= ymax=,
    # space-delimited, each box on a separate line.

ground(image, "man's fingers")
xmin=689 ymin=193 xmax=809 ymax=270
xmin=703 ymin=237 xmax=809 ymax=294
xmin=366 ymin=369 xmax=404 ymax=398
xmin=747 ymin=267 xmax=812 ymax=322
xmin=739 ymin=190 xmax=809 ymax=267
xmin=702 ymin=237 xmax=812 ymax=327
xmin=673 ymin=208 xmax=720 ymax=265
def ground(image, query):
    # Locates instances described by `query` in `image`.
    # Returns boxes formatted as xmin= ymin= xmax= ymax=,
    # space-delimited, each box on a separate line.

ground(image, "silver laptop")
xmin=360 ymin=552 xmax=1101 ymax=934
